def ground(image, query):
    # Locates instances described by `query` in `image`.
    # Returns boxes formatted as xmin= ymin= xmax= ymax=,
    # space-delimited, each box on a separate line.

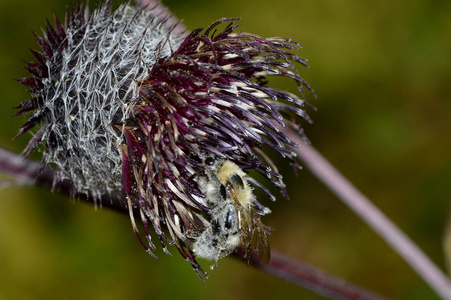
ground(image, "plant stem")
xmin=285 ymin=129 xmax=451 ymax=299
xmin=0 ymin=146 xmax=386 ymax=299
xmin=247 ymin=250 xmax=388 ymax=300
xmin=0 ymin=147 xmax=124 ymax=212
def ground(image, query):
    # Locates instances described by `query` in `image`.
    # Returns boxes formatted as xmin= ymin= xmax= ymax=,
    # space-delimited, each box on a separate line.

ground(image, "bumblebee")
xmin=192 ymin=155 xmax=270 ymax=267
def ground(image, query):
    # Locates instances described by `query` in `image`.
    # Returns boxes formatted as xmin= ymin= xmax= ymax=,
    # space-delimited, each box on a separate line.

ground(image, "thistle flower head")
xmin=16 ymin=1 xmax=314 ymax=278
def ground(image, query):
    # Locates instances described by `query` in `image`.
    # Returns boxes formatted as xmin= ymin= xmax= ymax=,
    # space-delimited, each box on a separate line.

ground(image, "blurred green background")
xmin=0 ymin=0 xmax=450 ymax=299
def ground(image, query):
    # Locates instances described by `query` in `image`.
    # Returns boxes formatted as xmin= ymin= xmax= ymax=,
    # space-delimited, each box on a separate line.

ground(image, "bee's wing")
xmin=236 ymin=203 xmax=253 ymax=262
xmin=235 ymin=202 xmax=271 ymax=265
xmin=249 ymin=206 xmax=271 ymax=264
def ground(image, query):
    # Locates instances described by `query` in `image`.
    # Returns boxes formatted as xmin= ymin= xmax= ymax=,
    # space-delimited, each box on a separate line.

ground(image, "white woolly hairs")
xmin=41 ymin=3 xmax=183 ymax=199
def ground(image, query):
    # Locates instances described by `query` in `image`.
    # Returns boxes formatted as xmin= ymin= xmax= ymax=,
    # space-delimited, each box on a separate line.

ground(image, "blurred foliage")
xmin=0 ymin=0 xmax=450 ymax=299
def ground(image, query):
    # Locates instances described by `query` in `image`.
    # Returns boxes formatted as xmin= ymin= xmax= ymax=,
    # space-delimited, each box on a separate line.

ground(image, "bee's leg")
xmin=210 ymin=258 xmax=219 ymax=270
xmin=186 ymin=226 xmax=204 ymax=239
xmin=205 ymin=168 xmax=221 ymax=185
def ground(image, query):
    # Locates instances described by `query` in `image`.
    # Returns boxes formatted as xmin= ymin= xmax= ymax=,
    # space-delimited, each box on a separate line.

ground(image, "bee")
xmin=192 ymin=155 xmax=270 ymax=267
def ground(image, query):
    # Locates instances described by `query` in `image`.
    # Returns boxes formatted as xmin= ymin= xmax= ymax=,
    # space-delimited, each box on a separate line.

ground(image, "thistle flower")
xmin=16 ymin=0 xmax=314 ymax=279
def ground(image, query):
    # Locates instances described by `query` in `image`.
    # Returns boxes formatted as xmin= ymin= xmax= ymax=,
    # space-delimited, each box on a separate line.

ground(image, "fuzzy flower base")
xmin=17 ymin=0 xmax=313 ymax=279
